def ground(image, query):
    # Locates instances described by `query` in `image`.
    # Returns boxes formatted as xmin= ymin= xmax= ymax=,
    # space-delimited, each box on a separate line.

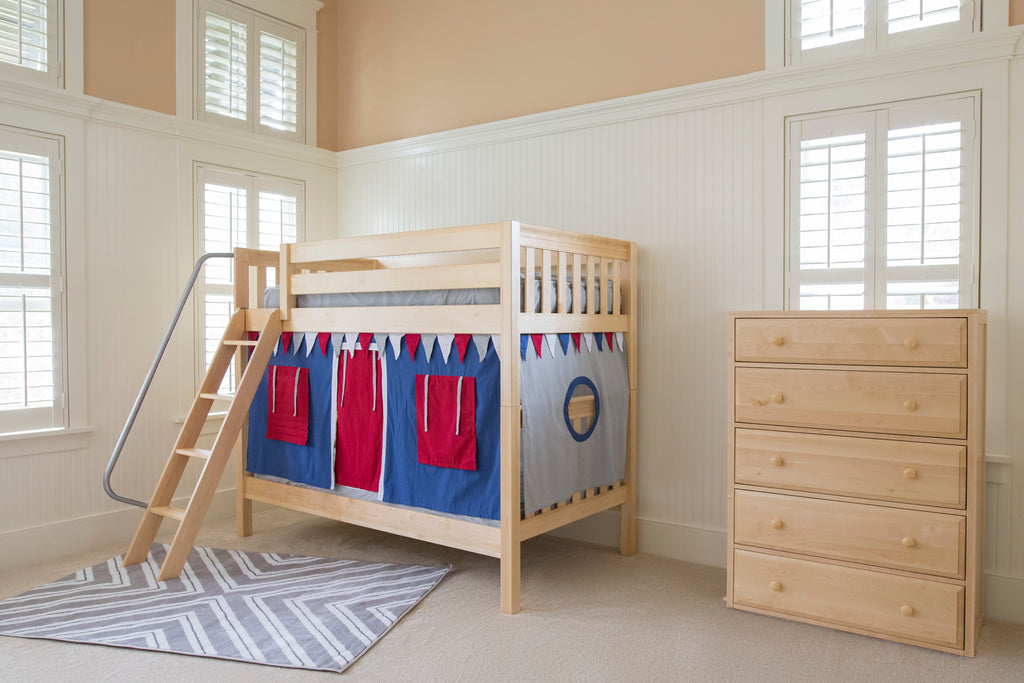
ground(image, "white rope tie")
xmin=292 ymin=368 xmax=300 ymax=417
xmin=340 ymin=352 xmax=348 ymax=407
xmin=455 ymin=376 xmax=463 ymax=435
xmin=423 ymin=374 xmax=429 ymax=432
xmin=270 ymin=366 xmax=277 ymax=413
xmin=372 ymin=351 xmax=378 ymax=411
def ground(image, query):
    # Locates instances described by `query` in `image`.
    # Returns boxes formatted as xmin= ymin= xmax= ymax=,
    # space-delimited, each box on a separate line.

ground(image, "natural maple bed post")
xmin=232 ymin=246 xmax=280 ymax=539
xmin=499 ymin=220 xmax=523 ymax=614
xmin=620 ymin=241 xmax=638 ymax=556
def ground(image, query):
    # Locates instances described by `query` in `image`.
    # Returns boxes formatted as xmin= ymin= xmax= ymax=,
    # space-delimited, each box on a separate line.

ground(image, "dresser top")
xmin=730 ymin=309 xmax=987 ymax=321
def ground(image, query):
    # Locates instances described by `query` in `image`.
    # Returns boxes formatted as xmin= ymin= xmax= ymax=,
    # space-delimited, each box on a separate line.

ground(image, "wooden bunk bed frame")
xmin=129 ymin=220 xmax=637 ymax=615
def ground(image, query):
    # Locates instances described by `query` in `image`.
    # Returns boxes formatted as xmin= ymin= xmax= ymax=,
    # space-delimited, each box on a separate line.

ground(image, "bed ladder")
xmin=121 ymin=308 xmax=282 ymax=580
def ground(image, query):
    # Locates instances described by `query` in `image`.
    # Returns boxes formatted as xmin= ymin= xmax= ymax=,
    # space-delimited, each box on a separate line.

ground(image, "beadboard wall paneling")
xmin=339 ymin=101 xmax=765 ymax=532
xmin=0 ymin=95 xmax=337 ymax=548
xmin=336 ymin=45 xmax=1024 ymax=595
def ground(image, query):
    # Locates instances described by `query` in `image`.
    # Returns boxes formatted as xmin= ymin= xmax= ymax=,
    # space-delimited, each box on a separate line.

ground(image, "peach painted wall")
xmin=332 ymin=0 xmax=765 ymax=150
xmin=83 ymin=0 xmax=176 ymax=115
xmin=1013 ymin=0 xmax=1024 ymax=26
xmin=317 ymin=0 xmax=340 ymax=151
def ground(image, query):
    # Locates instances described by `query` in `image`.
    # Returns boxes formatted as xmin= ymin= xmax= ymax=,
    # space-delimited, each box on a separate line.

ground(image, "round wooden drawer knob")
xmin=904 ymin=337 xmax=918 ymax=350
xmin=770 ymin=455 xmax=785 ymax=467
xmin=771 ymin=393 xmax=785 ymax=404
xmin=901 ymin=604 xmax=915 ymax=617
xmin=770 ymin=580 xmax=782 ymax=592
xmin=771 ymin=336 xmax=785 ymax=347
xmin=902 ymin=536 xmax=916 ymax=548
xmin=770 ymin=519 xmax=784 ymax=530
xmin=903 ymin=399 xmax=918 ymax=412
xmin=903 ymin=467 xmax=917 ymax=480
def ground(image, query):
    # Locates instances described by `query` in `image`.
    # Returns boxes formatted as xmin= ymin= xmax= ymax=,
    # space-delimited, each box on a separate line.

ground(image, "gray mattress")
xmin=263 ymin=274 xmax=614 ymax=313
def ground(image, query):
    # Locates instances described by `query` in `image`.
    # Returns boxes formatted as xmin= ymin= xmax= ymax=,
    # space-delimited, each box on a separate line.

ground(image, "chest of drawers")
xmin=726 ymin=310 xmax=986 ymax=656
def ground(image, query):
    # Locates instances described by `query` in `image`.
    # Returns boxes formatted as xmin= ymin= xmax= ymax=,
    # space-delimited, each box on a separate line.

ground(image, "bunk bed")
xmin=125 ymin=221 xmax=638 ymax=614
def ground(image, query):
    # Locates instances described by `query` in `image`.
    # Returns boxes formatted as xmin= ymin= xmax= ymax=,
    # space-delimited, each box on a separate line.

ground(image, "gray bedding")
xmin=263 ymin=274 xmax=615 ymax=313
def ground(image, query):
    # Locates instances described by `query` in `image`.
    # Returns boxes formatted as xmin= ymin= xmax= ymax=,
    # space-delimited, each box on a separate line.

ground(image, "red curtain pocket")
xmin=336 ymin=349 xmax=385 ymax=492
xmin=416 ymin=374 xmax=477 ymax=471
xmin=266 ymin=365 xmax=310 ymax=445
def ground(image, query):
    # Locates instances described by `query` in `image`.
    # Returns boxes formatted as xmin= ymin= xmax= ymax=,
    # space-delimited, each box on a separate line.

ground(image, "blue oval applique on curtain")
xmin=563 ymin=376 xmax=600 ymax=442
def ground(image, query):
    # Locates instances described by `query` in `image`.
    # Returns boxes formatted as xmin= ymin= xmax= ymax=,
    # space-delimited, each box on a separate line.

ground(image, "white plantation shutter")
xmin=799 ymin=0 xmax=865 ymax=50
xmin=196 ymin=166 xmax=302 ymax=394
xmin=788 ymin=96 xmax=976 ymax=311
xmin=204 ymin=9 xmax=248 ymax=122
xmin=792 ymin=114 xmax=872 ymax=310
xmin=197 ymin=0 xmax=305 ymax=141
xmin=884 ymin=99 xmax=974 ymax=309
xmin=887 ymin=0 xmax=963 ymax=34
xmin=258 ymin=25 xmax=299 ymax=133
xmin=0 ymin=129 xmax=63 ymax=433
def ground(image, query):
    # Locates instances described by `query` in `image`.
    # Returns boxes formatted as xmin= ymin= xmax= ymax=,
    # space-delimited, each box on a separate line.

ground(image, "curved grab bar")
xmin=103 ymin=252 xmax=235 ymax=508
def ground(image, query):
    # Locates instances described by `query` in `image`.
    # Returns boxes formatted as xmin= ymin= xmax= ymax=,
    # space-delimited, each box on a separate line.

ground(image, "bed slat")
xmin=286 ymin=305 xmax=503 ymax=334
xmin=541 ymin=249 xmax=552 ymax=315
xmin=557 ymin=251 xmax=568 ymax=314
xmin=291 ymin=222 xmax=504 ymax=263
xmin=291 ymin=262 xmax=502 ymax=295
xmin=524 ymin=247 xmax=536 ymax=313
xmin=572 ymin=253 xmax=582 ymax=314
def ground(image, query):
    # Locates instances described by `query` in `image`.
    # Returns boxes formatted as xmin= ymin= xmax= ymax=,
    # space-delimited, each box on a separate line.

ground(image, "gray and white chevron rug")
xmin=0 ymin=544 xmax=450 ymax=672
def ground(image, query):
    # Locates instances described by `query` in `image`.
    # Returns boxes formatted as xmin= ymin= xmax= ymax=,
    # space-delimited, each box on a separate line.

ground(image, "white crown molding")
xmin=0 ymin=77 xmax=336 ymax=167
xmin=336 ymin=27 xmax=1024 ymax=168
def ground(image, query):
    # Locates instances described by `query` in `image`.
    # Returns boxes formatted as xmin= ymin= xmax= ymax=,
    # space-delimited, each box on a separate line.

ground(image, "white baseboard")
xmin=545 ymin=510 xmax=727 ymax=567
xmin=984 ymin=573 xmax=1024 ymax=624
xmin=546 ymin=511 xmax=1024 ymax=624
xmin=0 ymin=489 xmax=238 ymax=571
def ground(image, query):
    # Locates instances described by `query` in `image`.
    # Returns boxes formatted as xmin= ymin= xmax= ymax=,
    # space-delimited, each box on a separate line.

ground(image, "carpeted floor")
xmin=2 ymin=508 xmax=1024 ymax=682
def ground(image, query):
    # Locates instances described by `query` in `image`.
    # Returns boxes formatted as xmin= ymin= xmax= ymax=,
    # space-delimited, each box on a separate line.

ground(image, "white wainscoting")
xmin=0 ymin=80 xmax=337 ymax=566
xmin=337 ymin=29 xmax=1024 ymax=621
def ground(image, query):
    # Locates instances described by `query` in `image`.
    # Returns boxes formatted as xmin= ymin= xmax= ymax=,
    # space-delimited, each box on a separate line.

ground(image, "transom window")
xmin=0 ymin=0 xmax=60 ymax=86
xmin=788 ymin=0 xmax=979 ymax=64
xmin=197 ymin=0 xmax=304 ymax=141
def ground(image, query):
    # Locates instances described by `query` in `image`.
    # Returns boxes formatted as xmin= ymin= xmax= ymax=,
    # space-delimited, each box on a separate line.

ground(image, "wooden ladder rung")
xmin=199 ymin=393 xmax=235 ymax=401
xmin=150 ymin=505 xmax=186 ymax=521
xmin=175 ymin=447 xmax=211 ymax=460
xmin=223 ymin=339 xmax=258 ymax=347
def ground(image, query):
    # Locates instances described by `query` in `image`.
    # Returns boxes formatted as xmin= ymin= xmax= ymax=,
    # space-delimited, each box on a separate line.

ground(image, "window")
xmin=0 ymin=126 xmax=64 ymax=434
xmin=196 ymin=165 xmax=302 ymax=393
xmin=787 ymin=0 xmax=979 ymax=64
xmin=197 ymin=0 xmax=304 ymax=141
xmin=0 ymin=0 xmax=61 ymax=86
xmin=787 ymin=95 xmax=977 ymax=310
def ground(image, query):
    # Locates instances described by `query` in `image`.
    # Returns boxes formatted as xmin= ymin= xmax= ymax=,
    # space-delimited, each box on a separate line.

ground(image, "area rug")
xmin=0 ymin=544 xmax=450 ymax=672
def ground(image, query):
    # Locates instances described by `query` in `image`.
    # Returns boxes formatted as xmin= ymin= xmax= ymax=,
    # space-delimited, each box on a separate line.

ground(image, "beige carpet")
xmin=2 ymin=508 xmax=1023 ymax=682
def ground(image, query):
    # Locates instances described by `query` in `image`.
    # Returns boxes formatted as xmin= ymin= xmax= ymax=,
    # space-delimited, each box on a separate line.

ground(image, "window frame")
xmin=193 ymin=162 xmax=304 ymax=392
xmin=784 ymin=93 xmax=980 ymax=311
xmin=766 ymin=0 xmax=1009 ymax=69
xmin=183 ymin=0 xmax=319 ymax=145
xmin=0 ymin=0 xmax=62 ymax=88
xmin=0 ymin=124 xmax=66 ymax=435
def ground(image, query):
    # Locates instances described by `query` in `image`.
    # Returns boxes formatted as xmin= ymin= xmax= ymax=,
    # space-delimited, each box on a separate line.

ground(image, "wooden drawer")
xmin=734 ymin=429 xmax=966 ymax=508
xmin=734 ymin=490 xmax=965 ymax=577
xmin=734 ymin=317 xmax=966 ymax=367
xmin=733 ymin=549 xmax=964 ymax=648
xmin=734 ymin=368 xmax=966 ymax=438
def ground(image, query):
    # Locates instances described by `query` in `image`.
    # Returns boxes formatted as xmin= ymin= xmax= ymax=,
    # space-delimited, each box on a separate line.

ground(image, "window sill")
xmin=0 ymin=425 xmax=96 ymax=459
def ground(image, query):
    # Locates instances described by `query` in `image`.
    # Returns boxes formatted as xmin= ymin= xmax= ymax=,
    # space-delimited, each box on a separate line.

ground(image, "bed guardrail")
xmin=103 ymin=252 xmax=235 ymax=508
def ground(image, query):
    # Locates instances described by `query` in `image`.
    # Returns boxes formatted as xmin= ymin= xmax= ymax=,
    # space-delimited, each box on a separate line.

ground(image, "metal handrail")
xmin=103 ymin=252 xmax=234 ymax=508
